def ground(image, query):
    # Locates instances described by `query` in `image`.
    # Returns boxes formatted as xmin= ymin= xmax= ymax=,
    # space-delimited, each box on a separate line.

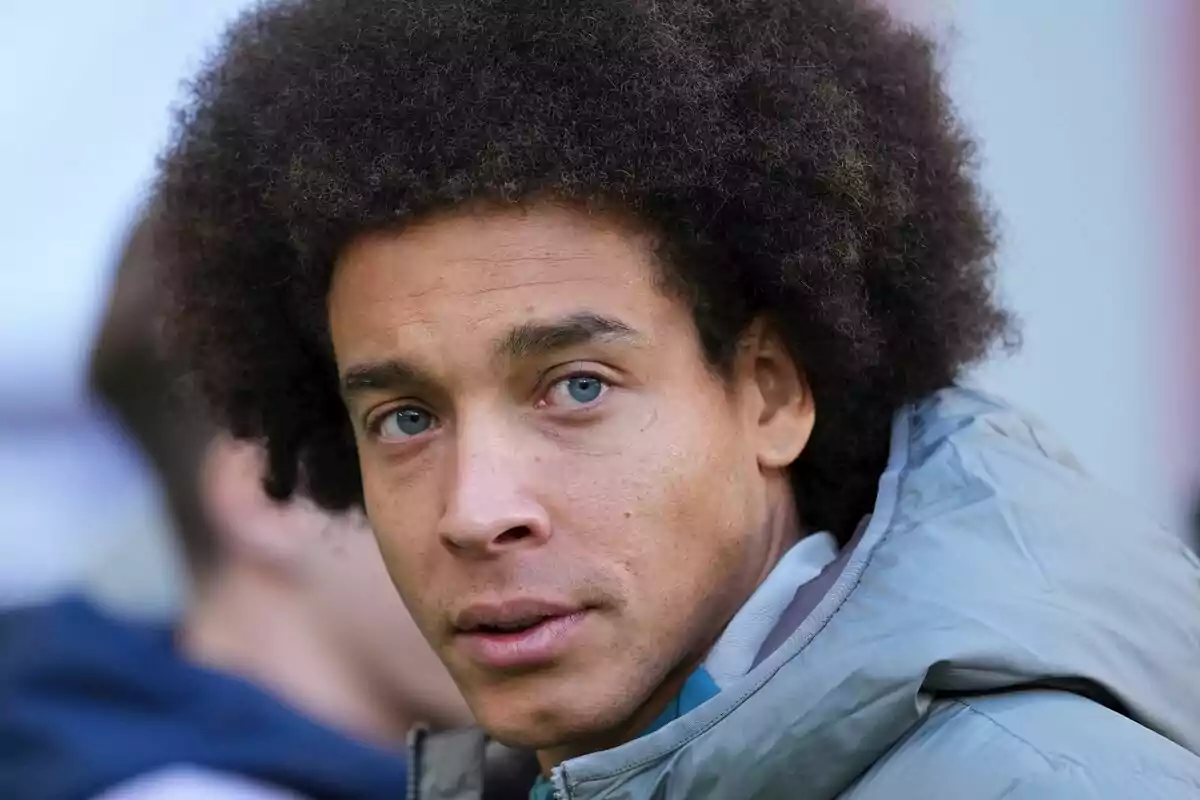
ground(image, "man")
xmin=153 ymin=0 xmax=1200 ymax=797
xmin=0 ymin=210 xmax=474 ymax=800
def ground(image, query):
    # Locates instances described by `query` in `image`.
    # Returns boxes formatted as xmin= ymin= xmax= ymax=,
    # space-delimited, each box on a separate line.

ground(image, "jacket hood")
xmin=555 ymin=388 xmax=1200 ymax=798
xmin=0 ymin=597 xmax=408 ymax=800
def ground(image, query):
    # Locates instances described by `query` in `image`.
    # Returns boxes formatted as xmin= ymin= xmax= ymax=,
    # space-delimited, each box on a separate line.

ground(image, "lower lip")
xmin=456 ymin=611 xmax=589 ymax=670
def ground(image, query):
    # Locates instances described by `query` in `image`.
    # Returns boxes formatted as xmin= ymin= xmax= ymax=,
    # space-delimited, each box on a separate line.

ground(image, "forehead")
xmin=328 ymin=205 xmax=684 ymax=359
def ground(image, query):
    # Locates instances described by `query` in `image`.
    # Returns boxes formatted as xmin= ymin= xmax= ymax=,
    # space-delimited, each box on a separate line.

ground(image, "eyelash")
xmin=364 ymin=370 xmax=613 ymax=442
xmin=366 ymin=404 xmax=436 ymax=442
xmin=537 ymin=371 xmax=610 ymax=410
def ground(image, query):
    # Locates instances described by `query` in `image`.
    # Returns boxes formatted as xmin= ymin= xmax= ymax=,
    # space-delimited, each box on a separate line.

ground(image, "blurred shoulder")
xmin=94 ymin=766 xmax=307 ymax=800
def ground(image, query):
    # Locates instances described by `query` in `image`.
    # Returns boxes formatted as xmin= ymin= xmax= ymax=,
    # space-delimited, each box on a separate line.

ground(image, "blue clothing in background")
xmin=0 ymin=597 xmax=408 ymax=800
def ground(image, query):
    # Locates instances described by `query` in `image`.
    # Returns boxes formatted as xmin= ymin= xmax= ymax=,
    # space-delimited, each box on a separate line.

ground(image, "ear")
xmin=733 ymin=318 xmax=815 ymax=470
xmin=200 ymin=436 xmax=321 ymax=571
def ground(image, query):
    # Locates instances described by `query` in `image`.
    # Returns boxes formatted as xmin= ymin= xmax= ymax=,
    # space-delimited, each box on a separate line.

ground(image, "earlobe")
xmin=743 ymin=320 xmax=815 ymax=470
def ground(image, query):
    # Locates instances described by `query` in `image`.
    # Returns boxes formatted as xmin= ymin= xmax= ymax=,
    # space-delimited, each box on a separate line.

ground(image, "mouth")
xmin=453 ymin=600 xmax=592 ymax=671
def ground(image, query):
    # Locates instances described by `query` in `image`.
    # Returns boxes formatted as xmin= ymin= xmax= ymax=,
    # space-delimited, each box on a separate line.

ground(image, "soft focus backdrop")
xmin=2 ymin=0 xmax=1196 ymax=609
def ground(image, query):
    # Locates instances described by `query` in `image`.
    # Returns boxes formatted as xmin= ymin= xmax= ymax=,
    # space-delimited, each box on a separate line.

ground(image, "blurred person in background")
xmin=153 ymin=0 xmax=1200 ymax=798
xmin=0 ymin=208 xmax=475 ymax=800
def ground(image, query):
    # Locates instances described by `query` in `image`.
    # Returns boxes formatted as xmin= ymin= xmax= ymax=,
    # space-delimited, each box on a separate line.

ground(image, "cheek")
xmin=641 ymin=419 xmax=758 ymax=581
xmin=551 ymin=403 xmax=757 ymax=587
xmin=360 ymin=468 xmax=444 ymax=621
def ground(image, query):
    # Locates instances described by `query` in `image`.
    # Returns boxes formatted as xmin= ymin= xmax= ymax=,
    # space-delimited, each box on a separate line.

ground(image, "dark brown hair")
xmin=158 ymin=0 xmax=1011 ymax=542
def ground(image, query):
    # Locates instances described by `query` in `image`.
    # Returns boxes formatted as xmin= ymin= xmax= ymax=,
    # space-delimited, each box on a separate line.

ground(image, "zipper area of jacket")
xmin=551 ymin=764 xmax=568 ymax=800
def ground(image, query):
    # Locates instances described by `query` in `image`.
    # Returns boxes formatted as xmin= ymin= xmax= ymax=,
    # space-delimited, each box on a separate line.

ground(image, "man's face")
xmin=329 ymin=205 xmax=791 ymax=753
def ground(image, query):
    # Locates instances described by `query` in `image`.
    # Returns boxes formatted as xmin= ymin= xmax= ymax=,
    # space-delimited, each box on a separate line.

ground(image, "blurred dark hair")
xmin=88 ymin=206 xmax=217 ymax=573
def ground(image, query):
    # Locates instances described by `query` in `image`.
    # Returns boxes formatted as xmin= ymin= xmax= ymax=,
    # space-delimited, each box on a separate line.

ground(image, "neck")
xmin=180 ymin=562 xmax=412 ymax=747
xmin=536 ymin=483 xmax=802 ymax=774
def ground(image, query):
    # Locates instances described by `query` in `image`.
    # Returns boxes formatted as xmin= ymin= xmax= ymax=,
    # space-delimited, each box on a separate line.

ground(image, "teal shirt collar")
xmin=530 ymin=668 xmax=721 ymax=799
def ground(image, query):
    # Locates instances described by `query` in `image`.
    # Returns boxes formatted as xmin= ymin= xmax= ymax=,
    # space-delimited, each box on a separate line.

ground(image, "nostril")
xmin=438 ymin=512 xmax=549 ymax=554
xmin=494 ymin=525 xmax=534 ymax=545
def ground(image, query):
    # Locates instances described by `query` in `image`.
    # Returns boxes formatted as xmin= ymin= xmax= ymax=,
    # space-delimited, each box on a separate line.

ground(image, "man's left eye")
xmin=547 ymin=374 xmax=608 ymax=407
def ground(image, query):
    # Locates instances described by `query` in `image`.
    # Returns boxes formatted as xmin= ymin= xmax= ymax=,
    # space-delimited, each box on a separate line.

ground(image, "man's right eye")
xmin=374 ymin=407 xmax=436 ymax=441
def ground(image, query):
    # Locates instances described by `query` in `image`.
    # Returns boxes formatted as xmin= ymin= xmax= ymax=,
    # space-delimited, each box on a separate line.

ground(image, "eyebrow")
xmin=339 ymin=312 xmax=640 ymax=398
xmin=495 ymin=312 xmax=638 ymax=361
xmin=340 ymin=358 xmax=431 ymax=398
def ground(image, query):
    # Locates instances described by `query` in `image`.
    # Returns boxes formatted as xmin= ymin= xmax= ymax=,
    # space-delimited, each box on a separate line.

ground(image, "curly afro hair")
xmin=158 ymin=0 xmax=1011 ymax=543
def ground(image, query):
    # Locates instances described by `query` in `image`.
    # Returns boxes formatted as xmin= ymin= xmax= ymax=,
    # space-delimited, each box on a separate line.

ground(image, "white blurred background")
xmin=1 ymin=1 xmax=1196 ymax=607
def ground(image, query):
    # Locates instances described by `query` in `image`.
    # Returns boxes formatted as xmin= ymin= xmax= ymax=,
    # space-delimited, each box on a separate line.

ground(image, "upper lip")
xmin=453 ymin=598 xmax=585 ymax=633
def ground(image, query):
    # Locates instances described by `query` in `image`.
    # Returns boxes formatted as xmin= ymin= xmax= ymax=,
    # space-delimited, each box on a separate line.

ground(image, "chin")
xmin=472 ymin=690 xmax=630 ymax=752
xmin=473 ymin=709 xmax=567 ymax=750
xmin=478 ymin=720 xmax=559 ymax=750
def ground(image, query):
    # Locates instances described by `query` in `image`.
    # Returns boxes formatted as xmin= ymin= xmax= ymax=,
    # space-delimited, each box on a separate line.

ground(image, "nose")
xmin=437 ymin=422 xmax=552 ymax=558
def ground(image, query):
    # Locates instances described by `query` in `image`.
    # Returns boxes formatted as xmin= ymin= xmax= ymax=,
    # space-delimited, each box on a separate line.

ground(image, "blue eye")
xmin=566 ymin=376 xmax=604 ymax=404
xmin=554 ymin=375 xmax=606 ymax=406
xmin=377 ymin=407 xmax=434 ymax=439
